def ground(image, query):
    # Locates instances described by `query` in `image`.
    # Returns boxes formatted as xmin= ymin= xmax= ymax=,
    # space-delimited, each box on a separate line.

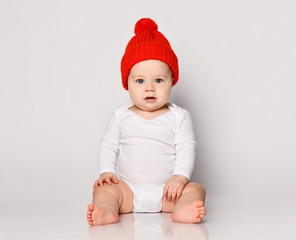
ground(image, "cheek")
xmin=128 ymin=89 xmax=141 ymax=101
xmin=166 ymin=90 xmax=172 ymax=99
xmin=163 ymin=86 xmax=172 ymax=97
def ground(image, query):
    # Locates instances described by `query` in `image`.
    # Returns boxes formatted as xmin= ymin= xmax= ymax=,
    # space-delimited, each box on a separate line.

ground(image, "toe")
xmin=87 ymin=212 xmax=92 ymax=220
xmin=196 ymin=201 xmax=204 ymax=207
xmin=199 ymin=207 xmax=205 ymax=213
xmin=87 ymin=217 xmax=93 ymax=225
xmin=88 ymin=204 xmax=95 ymax=211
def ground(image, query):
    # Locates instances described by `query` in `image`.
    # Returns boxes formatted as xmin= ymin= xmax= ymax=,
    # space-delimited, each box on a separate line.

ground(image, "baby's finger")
xmin=105 ymin=176 xmax=112 ymax=185
xmin=171 ymin=189 xmax=177 ymax=202
xmin=163 ymin=185 xmax=168 ymax=198
xmin=93 ymin=179 xmax=99 ymax=188
xmin=167 ymin=188 xmax=173 ymax=201
xmin=176 ymin=189 xmax=182 ymax=200
xmin=112 ymin=175 xmax=119 ymax=184
xmin=98 ymin=178 xmax=104 ymax=186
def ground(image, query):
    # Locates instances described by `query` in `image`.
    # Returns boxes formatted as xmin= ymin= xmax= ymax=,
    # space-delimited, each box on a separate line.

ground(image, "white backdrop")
xmin=1 ymin=0 xmax=296 ymax=219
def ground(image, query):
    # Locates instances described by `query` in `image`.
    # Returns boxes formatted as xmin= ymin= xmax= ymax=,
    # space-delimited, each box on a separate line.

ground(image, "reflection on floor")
xmin=1 ymin=195 xmax=296 ymax=239
xmin=88 ymin=212 xmax=208 ymax=240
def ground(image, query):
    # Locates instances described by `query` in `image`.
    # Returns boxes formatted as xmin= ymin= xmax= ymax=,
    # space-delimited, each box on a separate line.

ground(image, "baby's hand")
xmin=163 ymin=175 xmax=188 ymax=202
xmin=93 ymin=172 xmax=119 ymax=189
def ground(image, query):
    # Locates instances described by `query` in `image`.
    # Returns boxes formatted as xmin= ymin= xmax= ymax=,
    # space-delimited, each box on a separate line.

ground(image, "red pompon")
xmin=134 ymin=18 xmax=158 ymax=35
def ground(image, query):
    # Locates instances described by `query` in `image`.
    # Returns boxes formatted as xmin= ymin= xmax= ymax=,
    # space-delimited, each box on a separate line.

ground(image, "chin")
xmin=147 ymin=104 xmax=166 ymax=112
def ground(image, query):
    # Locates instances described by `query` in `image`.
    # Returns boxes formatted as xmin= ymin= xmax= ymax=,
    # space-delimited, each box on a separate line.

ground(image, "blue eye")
xmin=155 ymin=78 xmax=163 ymax=83
xmin=136 ymin=79 xmax=144 ymax=84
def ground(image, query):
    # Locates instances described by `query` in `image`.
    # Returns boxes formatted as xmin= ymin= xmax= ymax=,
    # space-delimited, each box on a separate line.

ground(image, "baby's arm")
xmin=164 ymin=108 xmax=197 ymax=202
xmin=94 ymin=109 xmax=121 ymax=188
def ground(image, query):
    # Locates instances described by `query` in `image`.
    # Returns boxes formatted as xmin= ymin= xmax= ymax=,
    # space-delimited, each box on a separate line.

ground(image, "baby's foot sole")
xmin=171 ymin=201 xmax=205 ymax=224
xmin=87 ymin=204 xmax=119 ymax=226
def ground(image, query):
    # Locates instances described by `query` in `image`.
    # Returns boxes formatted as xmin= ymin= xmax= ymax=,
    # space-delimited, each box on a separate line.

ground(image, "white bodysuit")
xmin=98 ymin=103 xmax=197 ymax=212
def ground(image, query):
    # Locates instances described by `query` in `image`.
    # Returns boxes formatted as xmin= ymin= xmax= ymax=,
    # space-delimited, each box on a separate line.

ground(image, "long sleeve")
xmin=173 ymin=109 xmax=197 ymax=180
xmin=98 ymin=110 xmax=120 ymax=176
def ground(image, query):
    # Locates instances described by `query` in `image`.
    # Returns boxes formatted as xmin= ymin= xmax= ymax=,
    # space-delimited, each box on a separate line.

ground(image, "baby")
xmin=87 ymin=18 xmax=206 ymax=226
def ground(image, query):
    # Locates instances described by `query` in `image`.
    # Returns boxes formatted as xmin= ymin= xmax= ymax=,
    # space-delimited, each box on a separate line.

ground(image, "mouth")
xmin=144 ymin=96 xmax=156 ymax=101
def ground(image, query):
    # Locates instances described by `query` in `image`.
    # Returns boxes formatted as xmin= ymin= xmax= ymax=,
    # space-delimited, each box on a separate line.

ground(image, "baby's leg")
xmin=162 ymin=182 xmax=206 ymax=224
xmin=171 ymin=182 xmax=206 ymax=223
xmin=87 ymin=181 xmax=134 ymax=226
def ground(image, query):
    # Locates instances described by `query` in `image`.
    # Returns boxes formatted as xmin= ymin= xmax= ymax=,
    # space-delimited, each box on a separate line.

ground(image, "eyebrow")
xmin=130 ymin=74 xmax=168 ymax=79
xmin=154 ymin=75 xmax=168 ymax=78
xmin=130 ymin=75 xmax=145 ymax=79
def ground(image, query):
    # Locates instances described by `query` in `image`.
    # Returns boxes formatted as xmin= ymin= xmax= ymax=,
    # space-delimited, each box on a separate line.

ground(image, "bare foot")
xmin=171 ymin=201 xmax=205 ymax=223
xmin=87 ymin=204 xmax=120 ymax=226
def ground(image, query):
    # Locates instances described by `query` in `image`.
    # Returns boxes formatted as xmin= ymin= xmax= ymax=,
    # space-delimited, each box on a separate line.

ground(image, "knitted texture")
xmin=121 ymin=18 xmax=179 ymax=90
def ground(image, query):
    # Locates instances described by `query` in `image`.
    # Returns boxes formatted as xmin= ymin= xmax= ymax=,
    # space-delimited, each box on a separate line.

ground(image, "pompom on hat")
xmin=121 ymin=18 xmax=179 ymax=90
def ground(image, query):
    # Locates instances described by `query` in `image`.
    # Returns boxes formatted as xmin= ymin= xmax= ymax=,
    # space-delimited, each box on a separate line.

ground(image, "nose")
xmin=145 ymin=81 xmax=155 ymax=92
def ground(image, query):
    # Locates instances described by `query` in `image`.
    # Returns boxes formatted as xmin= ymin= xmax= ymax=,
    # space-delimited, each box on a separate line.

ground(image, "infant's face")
xmin=127 ymin=60 xmax=173 ymax=112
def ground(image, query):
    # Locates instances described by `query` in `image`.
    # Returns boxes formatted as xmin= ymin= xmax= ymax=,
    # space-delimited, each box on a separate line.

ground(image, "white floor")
xmin=1 ymin=194 xmax=295 ymax=240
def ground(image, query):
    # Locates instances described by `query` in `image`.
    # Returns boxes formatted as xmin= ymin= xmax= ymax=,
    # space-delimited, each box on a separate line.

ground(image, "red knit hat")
xmin=121 ymin=18 xmax=179 ymax=90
